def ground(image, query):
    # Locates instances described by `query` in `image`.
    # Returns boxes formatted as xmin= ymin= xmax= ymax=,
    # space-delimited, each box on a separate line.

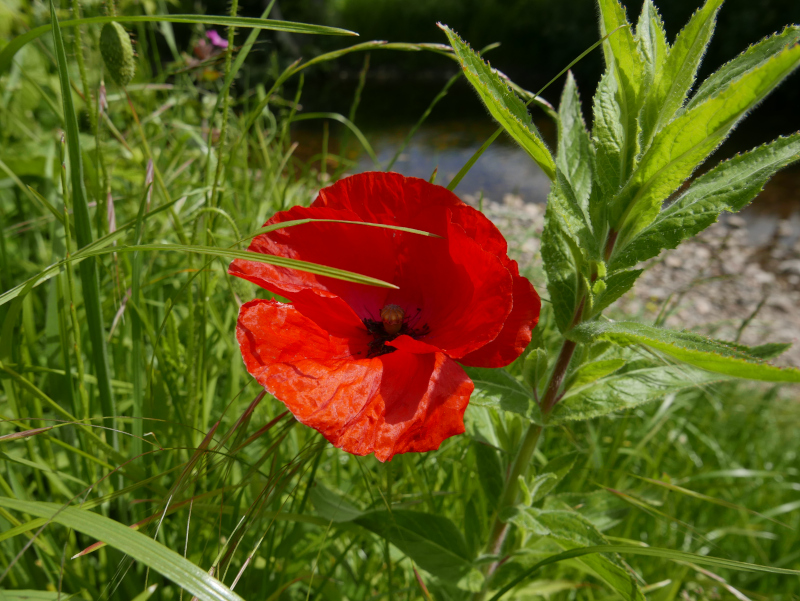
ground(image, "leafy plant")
xmin=439 ymin=0 xmax=800 ymax=597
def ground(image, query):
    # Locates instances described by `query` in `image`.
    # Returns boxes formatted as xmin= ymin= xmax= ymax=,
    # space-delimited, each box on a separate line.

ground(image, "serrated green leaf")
xmin=611 ymin=42 xmax=800 ymax=241
xmin=611 ymin=133 xmax=800 ymax=270
xmin=505 ymin=506 xmax=645 ymax=601
xmin=530 ymin=453 xmax=579 ymax=504
xmin=440 ymin=24 xmax=556 ymax=180
xmin=551 ymin=364 xmax=728 ymax=424
xmin=592 ymin=68 xmax=626 ymax=199
xmin=463 ymin=366 xmax=542 ymax=424
xmin=747 ymin=342 xmax=793 ymax=360
xmin=597 ymin=0 xmax=642 ymax=183
xmin=355 ymin=510 xmax=482 ymax=589
xmin=550 ymin=172 xmax=599 ymax=258
xmin=557 ymin=72 xmax=593 ymax=205
xmin=522 ymin=348 xmax=548 ymax=392
xmin=0 ymin=498 xmax=244 ymax=601
xmin=591 ymin=269 xmax=642 ymax=314
xmin=639 ymin=0 xmax=723 ymax=149
xmin=541 ymin=205 xmax=583 ymax=334
xmin=569 ymin=321 xmax=800 ymax=382
xmin=635 ymin=0 xmax=668 ymax=101
xmin=566 ymin=359 xmax=626 ymax=391
xmin=689 ymin=25 xmax=800 ymax=110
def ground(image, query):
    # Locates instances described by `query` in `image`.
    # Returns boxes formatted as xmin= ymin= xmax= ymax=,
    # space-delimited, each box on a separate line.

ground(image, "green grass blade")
xmin=50 ymin=0 xmax=117 ymax=439
xmin=0 ymin=197 xmax=180 ymax=308
xmin=0 ymin=217 xmax=434 ymax=307
xmin=0 ymin=15 xmax=356 ymax=74
xmin=83 ymin=244 xmax=400 ymax=289
xmin=0 ymin=497 xmax=245 ymax=601
xmin=290 ymin=113 xmax=380 ymax=169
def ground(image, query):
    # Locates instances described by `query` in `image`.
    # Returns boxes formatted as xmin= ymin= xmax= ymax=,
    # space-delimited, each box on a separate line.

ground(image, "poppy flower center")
xmin=380 ymin=304 xmax=405 ymax=335
xmin=363 ymin=304 xmax=430 ymax=357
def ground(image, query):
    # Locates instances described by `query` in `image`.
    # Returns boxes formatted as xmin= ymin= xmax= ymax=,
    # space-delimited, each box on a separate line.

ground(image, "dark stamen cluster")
xmin=363 ymin=318 xmax=430 ymax=358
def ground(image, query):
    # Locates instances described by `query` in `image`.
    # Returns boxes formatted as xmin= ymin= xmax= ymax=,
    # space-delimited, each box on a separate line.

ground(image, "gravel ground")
xmin=464 ymin=193 xmax=800 ymax=368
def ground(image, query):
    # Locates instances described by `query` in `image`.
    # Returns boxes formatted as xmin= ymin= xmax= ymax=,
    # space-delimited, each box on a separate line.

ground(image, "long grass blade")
xmin=0 ymin=497 xmax=246 ymax=601
xmin=50 ymin=0 xmax=117 ymax=442
xmin=0 ymin=15 xmax=357 ymax=73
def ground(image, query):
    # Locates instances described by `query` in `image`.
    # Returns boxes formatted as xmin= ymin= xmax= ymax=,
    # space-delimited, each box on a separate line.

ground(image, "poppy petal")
xmin=336 ymin=349 xmax=473 ymax=462
xmin=315 ymin=171 xmax=462 ymax=226
xmin=289 ymin=288 xmax=369 ymax=340
xmin=385 ymin=210 xmax=513 ymax=358
xmin=459 ymin=263 xmax=542 ymax=368
xmin=236 ymin=299 xmax=472 ymax=462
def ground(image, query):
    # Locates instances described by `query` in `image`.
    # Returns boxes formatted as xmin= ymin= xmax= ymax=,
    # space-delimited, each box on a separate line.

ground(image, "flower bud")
xmin=100 ymin=22 xmax=135 ymax=86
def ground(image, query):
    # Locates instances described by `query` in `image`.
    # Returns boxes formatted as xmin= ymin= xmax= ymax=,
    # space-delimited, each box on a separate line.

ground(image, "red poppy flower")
xmin=230 ymin=172 xmax=540 ymax=461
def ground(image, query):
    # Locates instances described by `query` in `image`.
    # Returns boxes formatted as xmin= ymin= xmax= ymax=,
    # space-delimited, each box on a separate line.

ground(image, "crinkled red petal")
xmin=237 ymin=299 xmax=473 ymax=462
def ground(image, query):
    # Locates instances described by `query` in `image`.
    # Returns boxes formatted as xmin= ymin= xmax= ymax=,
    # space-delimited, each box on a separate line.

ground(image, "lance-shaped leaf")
xmin=688 ymin=25 xmax=800 ymax=110
xmin=310 ymin=486 xmax=482 ymax=589
xmin=50 ymin=0 xmax=117 ymax=432
xmin=611 ymin=42 xmax=800 ymax=242
xmin=596 ymin=0 xmax=642 ymax=184
xmin=565 ymin=359 xmax=626 ymax=391
xmin=503 ymin=506 xmax=645 ymax=601
xmin=551 ymin=171 xmax=599 ymax=259
xmin=463 ymin=366 xmax=542 ymax=424
xmin=439 ymin=24 xmax=556 ymax=180
xmin=528 ymin=454 xmax=579 ymax=504
xmin=592 ymin=68 xmax=626 ymax=199
xmin=557 ymin=72 xmax=593 ymax=206
xmin=610 ymin=133 xmax=800 ymax=271
xmin=541 ymin=205 xmax=583 ymax=334
xmin=635 ymin=0 xmax=668 ymax=99
xmin=568 ymin=321 xmax=800 ymax=382
xmin=550 ymin=363 xmax=728 ymax=424
xmin=639 ymin=0 xmax=723 ymax=149
xmin=356 ymin=510 xmax=482 ymax=590
xmin=0 ymin=498 xmax=244 ymax=601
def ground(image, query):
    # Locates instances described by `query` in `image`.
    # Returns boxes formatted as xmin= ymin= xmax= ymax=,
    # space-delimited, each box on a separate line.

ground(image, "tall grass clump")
xmin=0 ymin=0 xmax=799 ymax=600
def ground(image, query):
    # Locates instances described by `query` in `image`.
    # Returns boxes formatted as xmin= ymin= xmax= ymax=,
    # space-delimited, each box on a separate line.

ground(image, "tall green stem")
xmin=475 ymin=298 xmax=583 ymax=599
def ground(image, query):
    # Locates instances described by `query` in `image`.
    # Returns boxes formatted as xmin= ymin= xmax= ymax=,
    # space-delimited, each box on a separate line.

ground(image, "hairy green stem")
xmin=210 ymin=0 xmax=239 ymax=208
xmin=482 ymin=423 xmax=543 ymax=572
xmin=476 ymin=294 xmax=584 ymax=599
